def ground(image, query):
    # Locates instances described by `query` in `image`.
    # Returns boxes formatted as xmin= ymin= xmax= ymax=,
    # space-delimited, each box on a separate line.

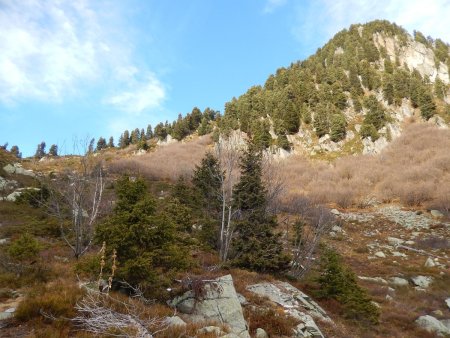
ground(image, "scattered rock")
xmin=197 ymin=326 xmax=224 ymax=336
xmin=425 ymin=257 xmax=436 ymax=268
xmin=445 ymin=298 xmax=450 ymax=310
xmin=236 ymin=293 xmax=248 ymax=306
xmin=386 ymin=294 xmax=393 ymax=302
xmin=374 ymin=251 xmax=386 ymax=258
xmin=411 ymin=276 xmax=433 ymax=289
xmin=415 ymin=315 xmax=450 ymax=336
xmin=330 ymin=209 xmax=340 ymax=215
xmin=255 ymin=328 xmax=269 ymax=338
xmin=331 ymin=225 xmax=343 ymax=233
xmin=392 ymin=251 xmax=407 ymax=257
xmin=0 ymin=238 xmax=10 ymax=245
xmin=247 ymin=281 xmax=328 ymax=338
xmin=387 ymin=237 xmax=404 ymax=246
xmin=430 ymin=210 xmax=444 ymax=218
xmin=432 ymin=310 xmax=443 ymax=317
xmin=164 ymin=316 xmax=186 ymax=328
xmin=389 ymin=277 xmax=409 ymax=287
xmin=168 ymin=275 xmax=250 ymax=337
xmin=358 ymin=276 xmax=388 ymax=285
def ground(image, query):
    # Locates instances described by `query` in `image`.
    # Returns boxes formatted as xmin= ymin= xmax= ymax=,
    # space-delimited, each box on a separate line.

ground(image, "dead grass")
xmin=281 ymin=122 xmax=450 ymax=209
xmin=108 ymin=135 xmax=213 ymax=181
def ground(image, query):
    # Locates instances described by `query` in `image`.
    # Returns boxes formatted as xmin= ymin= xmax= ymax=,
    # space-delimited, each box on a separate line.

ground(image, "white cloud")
xmin=293 ymin=0 xmax=450 ymax=48
xmin=105 ymin=73 xmax=165 ymax=114
xmin=263 ymin=0 xmax=288 ymax=14
xmin=0 ymin=0 xmax=166 ymax=114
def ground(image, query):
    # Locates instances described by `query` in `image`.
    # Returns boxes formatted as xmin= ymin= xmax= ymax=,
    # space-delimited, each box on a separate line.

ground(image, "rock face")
xmin=246 ymin=282 xmax=329 ymax=338
xmin=415 ymin=315 xmax=450 ymax=336
xmin=3 ymin=163 xmax=35 ymax=177
xmin=168 ymin=275 xmax=250 ymax=338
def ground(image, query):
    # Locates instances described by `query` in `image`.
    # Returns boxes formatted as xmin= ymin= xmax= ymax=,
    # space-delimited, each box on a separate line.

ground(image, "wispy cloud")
xmin=0 ymin=0 xmax=166 ymax=115
xmin=105 ymin=72 xmax=165 ymax=114
xmin=293 ymin=0 xmax=450 ymax=48
xmin=263 ymin=0 xmax=288 ymax=14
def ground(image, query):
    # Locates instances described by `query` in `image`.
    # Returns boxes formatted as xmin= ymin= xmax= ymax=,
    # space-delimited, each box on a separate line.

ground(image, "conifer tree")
xmin=146 ymin=124 xmax=153 ymax=140
xmin=34 ymin=142 xmax=46 ymax=159
xmin=10 ymin=145 xmax=21 ymax=158
xmin=96 ymin=137 xmax=107 ymax=151
xmin=108 ymin=136 xmax=115 ymax=148
xmin=231 ymin=144 xmax=290 ymax=272
xmin=49 ymin=144 xmax=58 ymax=156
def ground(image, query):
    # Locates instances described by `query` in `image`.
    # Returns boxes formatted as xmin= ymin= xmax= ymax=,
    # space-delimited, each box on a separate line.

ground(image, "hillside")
xmin=218 ymin=20 xmax=450 ymax=157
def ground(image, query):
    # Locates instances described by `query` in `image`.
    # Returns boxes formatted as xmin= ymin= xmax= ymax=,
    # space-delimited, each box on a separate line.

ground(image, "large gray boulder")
xmin=415 ymin=315 xmax=450 ymax=336
xmin=3 ymin=163 xmax=35 ymax=177
xmin=246 ymin=281 xmax=329 ymax=338
xmin=168 ymin=275 xmax=249 ymax=338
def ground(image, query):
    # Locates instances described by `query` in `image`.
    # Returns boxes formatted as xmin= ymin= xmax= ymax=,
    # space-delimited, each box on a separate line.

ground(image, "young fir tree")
xmin=330 ymin=114 xmax=347 ymax=142
xmin=10 ymin=145 xmax=21 ymax=158
xmin=48 ymin=144 xmax=58 ymax=156
xmin=95 ymin=176 xmax=190 ymax=298
xmin=146 ymin=124 xmax=153 ymax=140
xmin=34 ymin=142 xmax=46 ymax=159
xmin=96 ymin=137 xmax=107 ymax=151
xmin=230 ymin=143 xmax=290 ymax=272
xmin=108 ymin=136 xmax=115 ymax=148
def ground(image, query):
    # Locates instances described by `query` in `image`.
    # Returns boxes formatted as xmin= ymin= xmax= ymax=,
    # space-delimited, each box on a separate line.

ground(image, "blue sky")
xmin=1 ymin=0 xmax=450 ymax=156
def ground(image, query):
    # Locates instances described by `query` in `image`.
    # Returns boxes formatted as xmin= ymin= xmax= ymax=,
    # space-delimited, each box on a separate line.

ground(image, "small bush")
xmin=315 ymin=248 xmax=380 ymax=326
xmin=15 ymin=280 xmax=84 ymax=322
xmin=244 ymin=307 xmax=299 ymax=336
xmin=8 ymin=233 xmax=42 ymax=262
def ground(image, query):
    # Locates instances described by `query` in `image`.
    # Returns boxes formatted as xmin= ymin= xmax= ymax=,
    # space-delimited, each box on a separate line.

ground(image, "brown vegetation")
xmin=108 ymin=135 xmax=213 ymax=181
xmin=281 ymin=123 xmax=450 ymax=210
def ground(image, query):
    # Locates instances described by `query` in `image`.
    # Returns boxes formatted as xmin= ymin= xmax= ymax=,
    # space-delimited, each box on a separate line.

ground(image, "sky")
xmin=1 ymin=0 xmax=450 ymax=156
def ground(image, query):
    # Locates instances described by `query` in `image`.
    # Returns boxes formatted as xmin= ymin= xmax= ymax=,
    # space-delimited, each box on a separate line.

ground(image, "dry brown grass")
xmin=281 ymin=123 xmax=450 ymax=210
xmin=108 ymin=135 xmax=213 ymax=181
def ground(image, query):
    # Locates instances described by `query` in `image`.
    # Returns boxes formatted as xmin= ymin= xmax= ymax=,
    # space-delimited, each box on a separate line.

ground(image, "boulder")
xmin=430 ymin=210 xmax=444 ymax=218
xmin=164 ymin=316 xmax=186 ymax=328
xmin=330 ymin=209 xmax=340 ymax=215
xmin=255 ymin=328 xmax=269 ymax=338
xmin=387 ymin=237 xmax=404 ymax=246
xmin=197 ymin=326 xmax=224 ymax=335
xmin=168 ymin=275 xmax=249 ymax=337
xmin=445 ymin=298 xmax=450 ymax=310
xmin=3 ymin=163 xmax=35 ymax=177
xmin=247 ymin=281 xmax=328 ymax=338
xmin=424 ymin=257 xmax=436 ymax=268
xmin=374 ymin=251 xmax=386 ymax=258
xmin=411 ymin=276 xmax=433 ymax=289
xmin=358 ymin=276 xmax=388 ymax=285
xmin=389 ymin=277 xmax=409 ymax=287
xmin=415 ymin=315 xmax=450 ymax=336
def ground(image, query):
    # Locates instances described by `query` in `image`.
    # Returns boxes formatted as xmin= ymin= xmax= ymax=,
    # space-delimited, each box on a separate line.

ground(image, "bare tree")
xmin=281 ymin=194 xmax=335 ymax=278
xmin=214 ymin=131 xmax=244 ymax=262
xmin=44 ymin=140 xmax=105 ymax=258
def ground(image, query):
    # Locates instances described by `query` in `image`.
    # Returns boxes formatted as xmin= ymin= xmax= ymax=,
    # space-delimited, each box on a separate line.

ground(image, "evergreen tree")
xmin=10 ymin=145 xmax=21 ymax=158
xmin=277 ymin=133 xmax=291 ymax=151
xmin=251 ymin=120 xmax=271 ymax=150
xmin=192 ymin=152 xmax=223 ymax=212
xmin=95 ymin=176 xmax=190 ymax=298
xmin=108 ymin=136 xmax=115 ymax=148
xmin=96 ymin=137 xmax=107 ymax=151
xmin=231 ymin=144 xmax=290 ymax=272
xmin=49 ymin=144 xmax=58 ymax=156
xmin=313 ymin=105 xmax=330 ymax=138
xmin=330 ymin=114 xmax=347 ymax=142
xmin=316 ymin=248 xmax=380 ymax=325
xmin=146 ymin=124 xmax=153 ymax=140
xmin=197 ymin=117 xmax=212 ymax=136
xmin=34 ymin=142 xmax=46 ymax=159
xmin=88 ymin=138 xmax=95 ymax=154
xmin=123 ymin=130 xmax=130 ymax=147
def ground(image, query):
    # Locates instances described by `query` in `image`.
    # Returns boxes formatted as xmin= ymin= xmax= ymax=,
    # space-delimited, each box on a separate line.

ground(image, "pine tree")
xmin=277 ymin=133 xmax=291 ymax=151
xmin=88 ymin=138 xmax=95 ymax=153
xmin=192 ymin=152 xmax=223 ymax=212
xmin=10 ymin=145 xmax=21 ymax=158
xmin=34 ymin=142 xmax=46 ymax=159
xmin=330 ymin=114 xmax=347 ymax=142
xmin=146 ymin=124 xmax=153 ymax=140
xmin=231 ymin=144 xmax=290 ymax=272
xmin=108 ymin=136 xmax=115 ymax=148
xmin=96 ymin=137 xmax=107 ymax=151
xmin=49 ymin=144 xmax=58 ymax=156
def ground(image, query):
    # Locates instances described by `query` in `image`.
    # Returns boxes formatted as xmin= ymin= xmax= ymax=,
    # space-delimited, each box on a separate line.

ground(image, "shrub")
xmin=315 ymin=248 xmax=380 ymax=325
xmin=8 ymin=233 xmax=42 ymax=262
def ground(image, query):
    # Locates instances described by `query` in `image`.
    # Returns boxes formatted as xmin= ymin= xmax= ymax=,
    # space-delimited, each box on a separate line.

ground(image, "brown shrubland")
xmin=281 ymin=123 xmax=450 ymax=210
